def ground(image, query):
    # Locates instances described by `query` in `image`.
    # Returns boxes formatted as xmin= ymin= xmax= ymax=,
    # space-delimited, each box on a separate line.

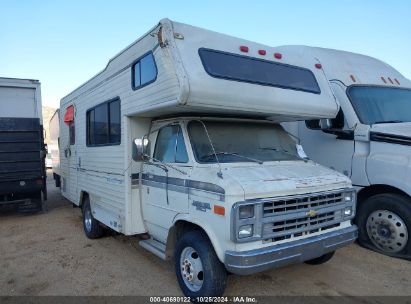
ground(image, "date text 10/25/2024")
xmin=149 ymin=296 xmax=257 ymax=303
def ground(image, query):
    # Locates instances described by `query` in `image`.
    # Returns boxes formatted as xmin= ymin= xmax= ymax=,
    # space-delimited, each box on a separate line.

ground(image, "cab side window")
xmin=154 ymin=125 xmax=189 ymax=163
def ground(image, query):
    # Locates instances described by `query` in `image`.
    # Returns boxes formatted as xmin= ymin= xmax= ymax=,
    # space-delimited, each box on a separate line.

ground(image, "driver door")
xmin=141 ymin=124 xmax=190 ymax=241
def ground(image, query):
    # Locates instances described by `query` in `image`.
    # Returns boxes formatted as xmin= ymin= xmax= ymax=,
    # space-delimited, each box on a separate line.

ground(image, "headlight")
xmin=239 ymin=205 xmax=254 ymax=219
xmin=344 ymin=191 xmax=354 ymax=202
xmin=344 ymin=206 xmax=352 ymax=216
xmin=238 ymin=224 xmax=253 ymax=238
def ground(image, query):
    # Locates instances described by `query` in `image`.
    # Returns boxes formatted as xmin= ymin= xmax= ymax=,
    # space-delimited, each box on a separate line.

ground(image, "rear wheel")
xmin=36 ymin=191 xmax=44 ymax=211
xmin=174 ymin=230 xmax=227 ymax=298
xmin=305 ymin=251 xmax=335 ymax=265
xmin=356 ymin=193 xmax=411 ymax=258
xmin=82 ymin=197 xmax=104 ymax=239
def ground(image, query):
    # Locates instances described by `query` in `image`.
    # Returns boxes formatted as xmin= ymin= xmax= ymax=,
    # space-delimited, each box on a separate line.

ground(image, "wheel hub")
xmin=180 ymin=247 xmax=204 ymax=292
xmin=366 ymin=209 xmax=408 ymax=253
xmin=84 ymin=208 xmax=92 ymax=232
xmin=377 ymin=224 xmax=391 ymax=238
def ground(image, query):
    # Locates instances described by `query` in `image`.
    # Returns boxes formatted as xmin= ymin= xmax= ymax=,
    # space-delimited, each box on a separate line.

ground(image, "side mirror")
xmin=132 ymin=137 xmax=151 ymax=161
xmin=319 ymin=118 xmax=332 ymax=130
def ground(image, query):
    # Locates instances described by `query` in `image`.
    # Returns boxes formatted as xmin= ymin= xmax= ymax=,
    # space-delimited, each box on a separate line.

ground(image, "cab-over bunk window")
xmin=87 ymin=98 xmax=121 ymax=146
xmin=131 ymin=52 xmax=157 ymax=90
xmin=198 ymin=48 xmax=321 ymax=94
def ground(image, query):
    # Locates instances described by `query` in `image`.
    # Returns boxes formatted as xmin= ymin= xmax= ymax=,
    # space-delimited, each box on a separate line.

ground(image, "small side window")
xmin=109 ymin=99 xmax=121 ymax=144
xmin=69 ymin=122 xmax=75 ymax=145
xmin=132 ymin=52 xmax=157 ymax=90
xmin=154 ymin=125 xmax=188 ymax=163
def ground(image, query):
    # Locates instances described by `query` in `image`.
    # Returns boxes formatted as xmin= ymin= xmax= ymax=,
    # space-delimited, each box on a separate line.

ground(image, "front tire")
xmin=82 ymin=197 xmax=104 ymax=239
xmin=174 ymin=230 xmax=227 ymax=298
xmin=356 ymin=193 xmax=411 ymax=258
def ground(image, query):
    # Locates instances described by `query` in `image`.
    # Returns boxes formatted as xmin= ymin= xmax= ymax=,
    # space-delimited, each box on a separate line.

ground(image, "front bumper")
xmin=225 ymin=225 xmax=358 ymax=275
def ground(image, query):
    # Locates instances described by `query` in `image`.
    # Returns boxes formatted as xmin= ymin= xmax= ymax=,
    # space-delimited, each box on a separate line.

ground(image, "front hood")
xmin=371 ymin=122 xmax=411 ymax=138
xmin=224 ymin=161 xmax=350 ymax=200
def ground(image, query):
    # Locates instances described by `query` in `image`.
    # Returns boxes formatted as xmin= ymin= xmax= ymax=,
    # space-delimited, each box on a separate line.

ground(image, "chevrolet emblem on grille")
xmin=306 ymin=209 xmax=318 ymax=217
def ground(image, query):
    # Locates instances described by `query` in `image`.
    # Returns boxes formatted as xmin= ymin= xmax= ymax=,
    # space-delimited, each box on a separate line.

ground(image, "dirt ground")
xmin=1 ymin=170 xmax=411 ymax=296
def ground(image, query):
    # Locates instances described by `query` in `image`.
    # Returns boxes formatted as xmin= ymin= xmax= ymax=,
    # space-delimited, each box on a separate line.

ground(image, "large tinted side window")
xmin=87 ymin=98 xmax=121 ymax=146
xmin=87 ymin=109 xmax=95 ymax=143
xmin=154 ymin=125 xmax=188 ymax=163
xmin=132 ymin=52 xmax=157 ymax=90
xmin=94 ymin=104 xmax=108 ymax=145
xmin=199 ymin=48 xmax=320 ymax=94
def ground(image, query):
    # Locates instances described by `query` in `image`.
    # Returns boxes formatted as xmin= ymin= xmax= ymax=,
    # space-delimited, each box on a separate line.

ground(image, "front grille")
xmin=233 ymin=189 xmax=355 ymax=244
xmin=264 ymin=223 xmax=341 ymax=243
xmin=263 ymin=212 xmax=341 ymax=243
xmin=263 ymin=192 xmax=343 ymax=216
xmin=261 ymin=192 xmax=346 ymax=243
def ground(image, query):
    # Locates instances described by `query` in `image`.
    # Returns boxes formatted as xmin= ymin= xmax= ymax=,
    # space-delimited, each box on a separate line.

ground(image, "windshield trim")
xmin=346 ymin=84 xmax=411 ymax=125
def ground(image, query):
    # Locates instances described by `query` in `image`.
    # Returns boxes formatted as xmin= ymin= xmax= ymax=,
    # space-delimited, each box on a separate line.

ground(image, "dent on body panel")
xmin=367 ymin=142 xmax=411 ymax=195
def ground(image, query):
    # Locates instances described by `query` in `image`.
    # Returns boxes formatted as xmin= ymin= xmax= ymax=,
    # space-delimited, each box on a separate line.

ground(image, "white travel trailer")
xmin=59 ymin=20 xmax=357 ymax=297
xmin=49 ymin=109 xmax=60 ymax=186
xmin=283 ymin=46 xmax=411 ymax=259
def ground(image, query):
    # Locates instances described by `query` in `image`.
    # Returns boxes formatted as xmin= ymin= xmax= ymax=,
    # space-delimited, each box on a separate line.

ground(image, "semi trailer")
xmin=0 ymin=77 xmax=47 ymax=212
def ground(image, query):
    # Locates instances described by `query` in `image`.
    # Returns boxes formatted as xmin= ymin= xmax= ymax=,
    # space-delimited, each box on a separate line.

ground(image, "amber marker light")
xmin=213 ymin=205 xmax=225 ymax=216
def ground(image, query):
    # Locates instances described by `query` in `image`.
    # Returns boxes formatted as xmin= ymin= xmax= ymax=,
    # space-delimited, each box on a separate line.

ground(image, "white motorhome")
xmin=49 ymin=109 xmax=60 ymax=186
xmin=283 ymin=46 xmax=411 ymax=259
xmin=59 ymin=20 xmax=357 ymax=297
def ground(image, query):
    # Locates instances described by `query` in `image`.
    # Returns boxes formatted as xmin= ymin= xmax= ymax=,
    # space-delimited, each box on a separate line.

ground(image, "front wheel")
xmin=174 ymin=230 xmax=227 ymax=298
xmin=82 ymin=197 xmax=104 ymax=239
xmin=356 ymin=193 xmax=411 ymax=258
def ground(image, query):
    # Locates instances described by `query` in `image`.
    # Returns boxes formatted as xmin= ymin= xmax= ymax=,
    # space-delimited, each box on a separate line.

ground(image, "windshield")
xmin=187 ymin=120 xmax=301 ymax=163
xmin=347 ymin=86 xmax=411 ymax=124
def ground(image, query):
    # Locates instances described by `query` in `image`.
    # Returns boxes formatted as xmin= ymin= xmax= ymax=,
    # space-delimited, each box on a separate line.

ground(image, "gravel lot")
xmin=1 ymin=170 xmax=411 ymax=296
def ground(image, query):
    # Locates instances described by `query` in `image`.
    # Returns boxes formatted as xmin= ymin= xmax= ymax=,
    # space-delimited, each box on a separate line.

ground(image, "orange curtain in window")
xmin=64 ymin=105 xmax=75 ymax=125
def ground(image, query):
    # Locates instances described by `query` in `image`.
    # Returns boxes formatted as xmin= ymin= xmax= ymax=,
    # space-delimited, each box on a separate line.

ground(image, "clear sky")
xmin=1 ymin=0 xmax=410 ymax=108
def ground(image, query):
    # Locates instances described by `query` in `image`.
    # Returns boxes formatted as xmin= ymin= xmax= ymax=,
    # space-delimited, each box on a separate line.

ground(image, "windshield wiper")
xmin=259 ymin=147 xmax=302 ymax=159
xmin=373 ymin=120 xmax=404 ymax=124
xmin=201 ymin=152 xmax=263 ymax=164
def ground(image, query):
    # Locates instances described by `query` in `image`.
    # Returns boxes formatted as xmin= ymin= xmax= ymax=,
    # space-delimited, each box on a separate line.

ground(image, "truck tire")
xmin=35 ymin=191 xmax=44 ymax=212
xmin=174 ymin=230 xmax=227 ymax=298
xmin=305 ymin=251 xmax=335 ymax=265
xmin=356 ymin=193 xmax=411 ymax=259
xmin=82 ymin=197 xmax=104 ymax=239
